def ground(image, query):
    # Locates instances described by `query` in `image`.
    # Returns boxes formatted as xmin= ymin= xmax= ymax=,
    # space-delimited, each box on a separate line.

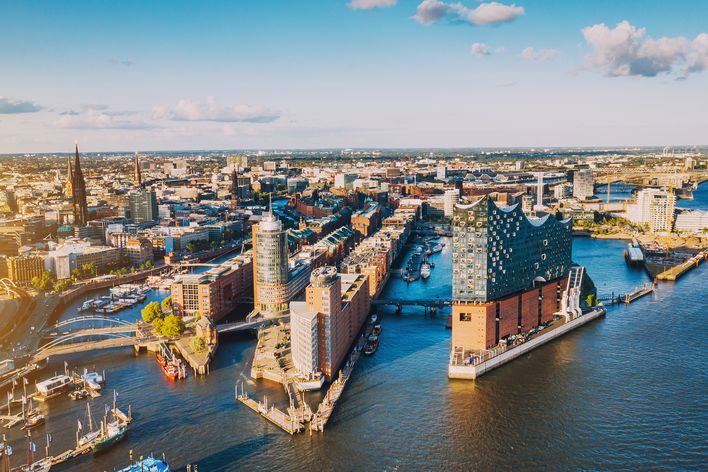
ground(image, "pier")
xmin=624 ymin=283 xmax=655 ymax=304
xmin=235 ymin=388 xmax=303 ymax=435
xmin=656 ymin=249 xmax=708 ymax=281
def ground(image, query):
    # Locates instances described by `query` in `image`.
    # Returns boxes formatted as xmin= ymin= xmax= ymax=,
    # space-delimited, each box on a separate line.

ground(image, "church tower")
xmin=71 ymin=144 xmax=89 ymax=226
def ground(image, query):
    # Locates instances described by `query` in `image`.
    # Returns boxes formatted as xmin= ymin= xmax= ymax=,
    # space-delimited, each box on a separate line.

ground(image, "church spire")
xmin=65 ymin=156 xmax=73 ymax=198
xmin=134 ymin=152 xmax=142 ymax=187
xmin=71 ymin=143 xmax=89 ymax=226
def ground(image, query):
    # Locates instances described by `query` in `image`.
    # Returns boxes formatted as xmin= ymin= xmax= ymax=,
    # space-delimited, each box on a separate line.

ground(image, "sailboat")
xmin=91 ymin=391 xmax=129 ymax=453
xmin=1 ymin=434 xmax=12 ymax=472
xmin=77 ymin=404 xmax=100 ymax=447
xmin=21 ymin=399 xmax=45 ymax=430
xmin=18 ymin=431 xmax=51 ymax=472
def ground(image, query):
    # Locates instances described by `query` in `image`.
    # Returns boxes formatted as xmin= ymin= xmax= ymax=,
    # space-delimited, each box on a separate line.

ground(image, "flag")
xmin=23 ymin=378 xmax=28 ymax=386
xmin=47 ymin=434 xmax=52 ymax=443
xmin=7 ymin=391 xmax=12 ymax=401
xmin=5 ymin=445 xmax=12 ymax=456
xmin=30 ymin=442 xmax=36 ymax=453
xmin=12 ymin=378 xmax=17 ymax=387
xmin=77 ymin=420 xmax=82 ymax=430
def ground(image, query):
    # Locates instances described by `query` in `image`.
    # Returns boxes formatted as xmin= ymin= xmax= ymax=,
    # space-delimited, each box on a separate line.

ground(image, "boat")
xmin=295 ymin=371 xmax=325 ymax=391
xmin=156 ymin=355 xmax=180 ymax=380
xmin=117 ymin=456 xmax=170 ymax=472
xmin=0 ymin=359 xmax=14 ymax=376
xmin=35 ymin=375 xmax=72 ymax=398
xmin=79 ymin=299 xmax=97 ymax=312
xmin=20 ymin=457 xmax=52 ymax=472
xmin=372 ymin=324 xmax=382 ymax=336
xmin=77 ymin=404 xmax=99 ymax=447
xmin=22 ymin=401 xmax=45 ymax=430
xmin=420 ymin=263 xmax=431 ymax=279
xmin=92 ymin=421 xmax=128 ymax=452
xmin=69 ymin=389 xmax=89 ymax=401
xmin=363 ymin=334 xmax=379 ymax=355
xmin=81 ymin=370 xmax=104 ymax=386
xmin=430 ymin=243 xmax=443 ymax=254
xmin=370 ymin=314 xmax=378 ymax=323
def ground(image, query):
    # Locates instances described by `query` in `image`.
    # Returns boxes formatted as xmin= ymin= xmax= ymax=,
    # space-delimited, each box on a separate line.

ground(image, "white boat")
xmin=295 ymin=372 xmax=325 ymax=391
xmin=21 ymin=457 xmax=52 ymax=472
xmin=36 ymin=375 xmax=72 ymax=397
xmin=420 ymin=263 xmax=431 ymax=279
xmin=370 ymin=314 xmax=378 ymax=323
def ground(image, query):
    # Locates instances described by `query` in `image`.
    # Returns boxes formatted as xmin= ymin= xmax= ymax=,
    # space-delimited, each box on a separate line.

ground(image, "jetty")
xmin=624 ymin=283 xmax=655 ymax=304
xmin=235 ymin=386 xmax=303 ymax=435
xmin=656 ymin=249 xmax=708 ymax=281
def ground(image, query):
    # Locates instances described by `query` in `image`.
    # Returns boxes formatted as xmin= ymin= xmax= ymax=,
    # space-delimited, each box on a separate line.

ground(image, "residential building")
xmin=290 ymin=266 xmax=370 ymax=381
xmin=253 ymin=212 xmax=289 ymax=316
xmin=444 ymin=189 xmax=459 ymax=218
xmin=626 ymin=188 xmax=676 ymax=233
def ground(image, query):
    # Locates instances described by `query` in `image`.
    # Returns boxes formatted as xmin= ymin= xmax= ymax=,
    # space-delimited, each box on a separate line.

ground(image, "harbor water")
xmin=2 ymin=231 xmax=707 ymax=469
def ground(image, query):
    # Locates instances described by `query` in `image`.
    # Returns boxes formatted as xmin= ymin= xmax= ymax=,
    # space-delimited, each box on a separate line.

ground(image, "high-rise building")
xmin=230 ymin=167 xmax=239 ymax=209
xmin=444 ymin=189 xmax=460 ymax=218
xmin=436 ymin=166 xmax=447 ymax=180
xmin=128 ymin=189 xmax=158 ymax=224
xmin=626 ymin=188 xmax=676 ymax=233
xmin=290 ymin=267 xmax=370 ymax=381
xmin=573 ymin=169 xmax=594 ymax=201
xmin=71 ymin=144 xmax=89 ymax=226
xmin=252 ymin=212 xmax=289 ymax=316
xmin=450 ymin=196 xmax=572 ymax=351
xmin=134 ymin=152 xmax=142 ymax=187
xmin=535 ymin=172 xmax=544 ymax=209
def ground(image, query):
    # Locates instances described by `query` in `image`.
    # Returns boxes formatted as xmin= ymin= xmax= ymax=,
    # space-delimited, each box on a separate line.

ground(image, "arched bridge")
xmin=33 ymin=316 xmax=156 ymax=363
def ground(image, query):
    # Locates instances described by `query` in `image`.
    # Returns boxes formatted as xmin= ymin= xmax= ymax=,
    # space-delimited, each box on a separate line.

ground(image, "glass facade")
xmin=452 ymin=196 xmax=572 ymax=302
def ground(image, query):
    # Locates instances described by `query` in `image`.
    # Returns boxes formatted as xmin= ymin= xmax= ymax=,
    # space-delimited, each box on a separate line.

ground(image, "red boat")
xmin=156 ymin=354 xmax=179 ymax=380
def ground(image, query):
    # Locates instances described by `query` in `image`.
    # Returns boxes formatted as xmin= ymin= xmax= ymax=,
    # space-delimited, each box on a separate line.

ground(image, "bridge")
xmin=372 ymin=298 xmax=452 ymax=314
xmin=216 ymin=315 xmax=289 ymax=334
xmin=31 ymin=316 xmax=155 ymax=363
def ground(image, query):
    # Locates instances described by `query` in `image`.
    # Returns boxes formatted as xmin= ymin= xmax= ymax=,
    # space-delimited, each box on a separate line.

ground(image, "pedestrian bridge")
xmin=371 ymin=298 xmax=452 ymax=308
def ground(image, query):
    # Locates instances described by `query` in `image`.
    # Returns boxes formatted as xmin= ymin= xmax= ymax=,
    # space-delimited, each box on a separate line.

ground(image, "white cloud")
xmin=470 ymin=42 xmax=491 ymax=56
xmin=55 ymin=109 xmax=154 ymax=129
xmin=582 ymin=21 xmax=708 ymax=77
xmin=0 ymin=97 xmax=42 ymax=114
xmin=520 ymin=47 xmax=559 ymax=61
xmin=348 ymin=0 xmax=397 ymax=9
xmin=414 ymin=0 xmax=524 ymax=27
xmin=153 ymin=97 xmax=279 ymax=123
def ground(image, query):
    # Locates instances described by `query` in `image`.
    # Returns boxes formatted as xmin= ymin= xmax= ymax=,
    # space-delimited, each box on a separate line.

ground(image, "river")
xmin=2 ymin=217 xmax=707 ymax=470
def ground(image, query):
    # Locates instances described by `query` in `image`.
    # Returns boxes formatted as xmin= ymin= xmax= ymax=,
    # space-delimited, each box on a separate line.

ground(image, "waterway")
xmin=2 ymin=232 xmax=707 ymax=470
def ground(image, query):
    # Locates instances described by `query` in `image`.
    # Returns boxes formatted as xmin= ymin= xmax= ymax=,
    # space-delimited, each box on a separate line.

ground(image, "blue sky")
xmin=1 ymin=0 xmax=707 ymax=152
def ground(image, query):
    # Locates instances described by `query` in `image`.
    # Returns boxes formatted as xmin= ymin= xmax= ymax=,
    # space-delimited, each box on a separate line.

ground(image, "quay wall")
xmin=449 ymin=307 xmax=605 ymax=380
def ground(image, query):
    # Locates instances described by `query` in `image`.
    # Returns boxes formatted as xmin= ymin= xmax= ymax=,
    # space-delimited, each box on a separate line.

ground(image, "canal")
xmin=3 ymin=230 xmax=707 ymax=470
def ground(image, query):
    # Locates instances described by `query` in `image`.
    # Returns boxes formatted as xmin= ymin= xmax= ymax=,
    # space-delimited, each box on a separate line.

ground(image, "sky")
xmin=1 ymin=0 xmax=707 ymax=153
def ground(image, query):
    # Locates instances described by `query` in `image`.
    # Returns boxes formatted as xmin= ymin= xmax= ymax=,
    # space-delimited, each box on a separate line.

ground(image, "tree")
xmin=31 ymin=271 xmax=56 ymax=292
xmin=54 ymin=278 xmax=72 ymax=292
xmin=190 ymin=336 xmax=206 ymax=353
xmin=161 ymin=296 xmax=172 ymax=312
xmin=152 ymin=318 xmax=164 ymax=335
xmin=585 ymin=294 xmax=597 ymax=307
xmin=160 ymin=314 xmax=186 ymax=337
xmin=141 ymin=301 xmax=163 ymax=323
xmin=185 ymin=242 xmax=195 ymax=253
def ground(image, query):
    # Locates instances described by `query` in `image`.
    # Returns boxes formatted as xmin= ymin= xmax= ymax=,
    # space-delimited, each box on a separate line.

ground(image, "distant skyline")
xmin=1 ymin=0 xmax=707 ymax=153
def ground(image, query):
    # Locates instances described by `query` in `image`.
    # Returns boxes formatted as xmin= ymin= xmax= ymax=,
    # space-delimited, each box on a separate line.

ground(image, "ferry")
xmin=363 ymin=334 xmax=379 ymax=355
xmin=117 ymin=456 xmax=170 ymax=472
xmin=35 ymin=375 xmax=72 ymax=398
xmin=420 ymin=262 xmax=431 ymax=279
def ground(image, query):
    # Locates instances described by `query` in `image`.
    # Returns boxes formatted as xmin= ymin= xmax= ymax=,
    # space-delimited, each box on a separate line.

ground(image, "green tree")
xmin=81 ymin=263 xmax=95 ymax=278
xmin=160 ymin=314 xmax=185 ymax=337
xmin=185 ymin=242 xmax=195 ymax=253
xmin=54 ymin=278 xmax=72 ymax=292
xmin=141 ymin=301 xmax=163 ymax=323
xmin=190 ymin=336 xmax=206 ymax=353
xmin=152 ymin=317 xmax=164 ymax=336
xmin=161 ymin=296 xmax=172 ymax=312
xmin=585 ymin=294 xmax=597 ymax=307
xmin=31 ymin=271 xmax=56 ymax=292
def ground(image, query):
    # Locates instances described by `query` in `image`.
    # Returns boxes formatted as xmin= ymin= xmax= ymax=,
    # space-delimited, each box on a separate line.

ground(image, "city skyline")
xmin=2 ymin=0 xmax=708 ymax=153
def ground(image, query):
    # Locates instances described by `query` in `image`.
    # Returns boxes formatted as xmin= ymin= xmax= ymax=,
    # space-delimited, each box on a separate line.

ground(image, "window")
xmin=460 ymin=312 xmax=472 ymax=322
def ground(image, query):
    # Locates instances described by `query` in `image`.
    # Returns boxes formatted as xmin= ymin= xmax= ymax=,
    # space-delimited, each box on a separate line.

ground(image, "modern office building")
xmin=48 ymin=242 xmax=122 ymax=279
xmin=573 ymin=169 xmax=594 ymax=201
xmin=6 ymin=254 xmax=44 ymax=285
xmin=444 ymin=189 xmax=459 ymax=217
xmin=128 ymin=189 xmax=159 ymax=224
xmin=253 ymin=212 xmax=290 ymax=316
xmin=450 ymin=196 xmax=572 ymax=351
xmin=626 ymin=188 xmax=676 ymax=233
xmin=290 ymin=267 xmax=370 ymax=381
xmin=171 ymin=253 xmax=253 ymax=322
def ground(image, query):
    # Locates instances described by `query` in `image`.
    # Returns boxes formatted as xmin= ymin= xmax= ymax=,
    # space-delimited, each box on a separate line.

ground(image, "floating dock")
xmin=624 ymin=284 xmax=654 ymax=304
xmin=235 ymin=389 xmax=303 ymax=435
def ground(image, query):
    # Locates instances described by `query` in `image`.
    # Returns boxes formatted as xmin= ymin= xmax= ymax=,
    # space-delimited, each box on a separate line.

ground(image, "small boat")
xmin=22 ymin=402 xmax=45 ymax=430
xmin=117 ymin=456 xmax=170 ymax=472
xmin=81 ymin=370 xmax=104 ymax=391
xmin=363 ymin=334 xmax=379 ymax=355
xmin=420 ymin=263 xmax=431 ymax=279
xmin=370 ymin=314 xmax=378 ymax=324
xmin=69 ymin=389 xmax=89 ymax=401
xmin=295 ymin=372 xmax=325 ymax=391
xmin=372 ymin=324 xmax=382 ymax=336
xmin=20 ymin=457 xmax=52 ymax=472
